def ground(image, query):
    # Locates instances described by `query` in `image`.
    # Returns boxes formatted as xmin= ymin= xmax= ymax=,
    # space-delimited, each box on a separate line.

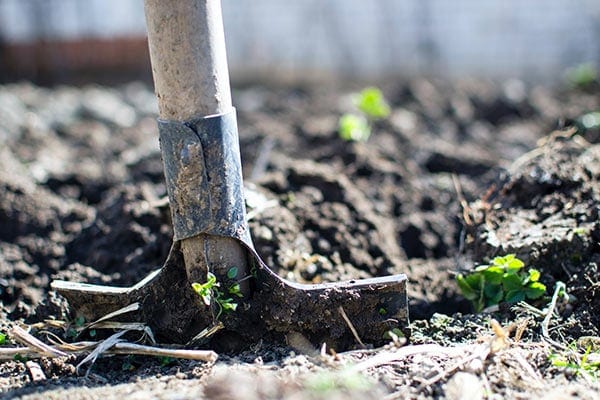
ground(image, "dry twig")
xmin=338 ymin=306 xmax=366 ymax=349
xmin=542 ymin=282 xmax=567 ymax=350
xmin=10 ymin=326 xmax=67 ymax=358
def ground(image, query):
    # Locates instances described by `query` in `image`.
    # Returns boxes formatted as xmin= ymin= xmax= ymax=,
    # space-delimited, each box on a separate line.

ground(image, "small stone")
xmin=444 ymin=372 xmax=484 ymax=400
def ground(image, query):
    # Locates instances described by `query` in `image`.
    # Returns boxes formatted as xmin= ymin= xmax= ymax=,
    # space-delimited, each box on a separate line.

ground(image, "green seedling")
xmin=355 ymin=87 xmax=391 ymax=119
xmin=0 ymin=332 xmax=6 ymax=345
xmin=550 ymin=344 xmax=600 ymax=381
xmin=339 ymin=114 xmax=371 ymax=142
xmin=228 ymin=283 xmax=243 ymax=298
xmin=191 ymin=270 xmax=239 ymax=319
xmin=191 ymin=272 xmax=218 ymax=306
xmin=338 ymin=86 xmax=390 ymax=142
xmin=456 ymin=254 xmax=546 ymax=312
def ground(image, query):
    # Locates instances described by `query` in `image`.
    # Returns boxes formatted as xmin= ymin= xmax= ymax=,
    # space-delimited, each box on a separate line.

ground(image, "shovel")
xmin=51 ymin=0 xmax=408 ymax=350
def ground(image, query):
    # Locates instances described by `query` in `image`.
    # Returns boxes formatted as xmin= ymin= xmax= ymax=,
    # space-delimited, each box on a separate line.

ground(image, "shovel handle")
xmin=144 ymin=0 xmax=232 ymax=119
xmin=144 ymin=0 xmax=249 ymax=294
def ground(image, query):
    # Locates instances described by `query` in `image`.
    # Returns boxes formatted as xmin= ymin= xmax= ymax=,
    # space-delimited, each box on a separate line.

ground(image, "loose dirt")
xmin=1 ymin=78 xmax=599 ymax=399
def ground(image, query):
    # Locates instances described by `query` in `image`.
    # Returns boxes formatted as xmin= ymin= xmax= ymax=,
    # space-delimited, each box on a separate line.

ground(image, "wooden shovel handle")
xmin=144 ymin=0 xmax=232 ymax=119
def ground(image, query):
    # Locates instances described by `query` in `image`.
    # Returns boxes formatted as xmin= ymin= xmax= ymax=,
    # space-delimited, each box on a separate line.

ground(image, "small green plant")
xmin=339 ymin=114 xmax=371 ymax=142
xmin=192 ymin=272 xmax=218 ymax=306
xmin=355 ymin=87 xmax=391 ymax=119
xmin=550 ymin=344 xmax=600 ymax=381
xmin=0 ymin=332 xmax=6 ymax=345
xmin=191 ymin=268 xmax=240 ymax=319
xmin=456 ymin=254 xmax=546 ymax=312
xmin=566 ymin=63 xmax=598 ymax=89
xmin=338 ymin=86 xmax=390 ymax=142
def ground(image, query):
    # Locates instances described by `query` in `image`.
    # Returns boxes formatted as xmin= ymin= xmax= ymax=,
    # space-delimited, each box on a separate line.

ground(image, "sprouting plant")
xmin=355 ymin=87 xmax=391 ymax=119
xmin=456 ymin=254 xmax=547 ymax=312
xmin=192 ymin=272 xmax=218 ymax=306
xmin=191 ymin=268 xmax=240 ymax=319
xmin=338 ymin=86 xmax=390 ymax=142
xmin=550 ymin=343 xmax=600 ymax=381
xmin=339 ymin=114 xmax=371 ymax=142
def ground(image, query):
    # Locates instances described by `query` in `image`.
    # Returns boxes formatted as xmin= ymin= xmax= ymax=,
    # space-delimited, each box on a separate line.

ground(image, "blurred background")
xmin=0 ymin=0 xmax=599 ymax=84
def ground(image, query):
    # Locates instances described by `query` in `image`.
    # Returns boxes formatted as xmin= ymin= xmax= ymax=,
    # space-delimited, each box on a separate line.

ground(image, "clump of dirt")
xmin=0 ymin=78 xmax=599 ymax=399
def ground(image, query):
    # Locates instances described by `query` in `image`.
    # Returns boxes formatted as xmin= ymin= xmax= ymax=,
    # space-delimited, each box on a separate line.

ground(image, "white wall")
xmin=0 ymin=0 xmax=598 ymax=80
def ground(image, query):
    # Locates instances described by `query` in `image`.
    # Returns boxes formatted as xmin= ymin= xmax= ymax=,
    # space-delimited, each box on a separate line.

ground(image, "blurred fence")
xmin=0 ymin=0 xmax=599 ymax=83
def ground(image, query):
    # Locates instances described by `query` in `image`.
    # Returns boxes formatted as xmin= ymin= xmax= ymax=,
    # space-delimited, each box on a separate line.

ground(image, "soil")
xmin=1 ymin=78 xmax=599 ymax=399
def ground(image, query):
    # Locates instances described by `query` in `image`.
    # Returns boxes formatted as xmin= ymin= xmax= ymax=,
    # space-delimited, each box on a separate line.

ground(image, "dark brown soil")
xmin=0 ymin=79 xmax=599 ymax=398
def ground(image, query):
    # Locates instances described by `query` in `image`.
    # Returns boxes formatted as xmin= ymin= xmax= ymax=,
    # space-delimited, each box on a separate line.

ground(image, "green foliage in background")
xmin=566 ymin=63 xmax=598 ymax=89
xmin=456 ymin=254 xmax=546 ymax=312
xmin=355 ymin=87 xmax=391 ymax=119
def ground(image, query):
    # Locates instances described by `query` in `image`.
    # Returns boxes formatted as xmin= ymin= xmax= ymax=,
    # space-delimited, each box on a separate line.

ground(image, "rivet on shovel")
xmin=51 ymin=0 xmax=408 ymax=349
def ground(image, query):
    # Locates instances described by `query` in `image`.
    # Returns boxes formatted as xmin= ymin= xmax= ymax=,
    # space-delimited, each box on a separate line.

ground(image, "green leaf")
xmin=502 ymin=273 xmax=524 ymax=291
xmin=528 ymin=269 xmax=541 ymax=282
xmin=355 ymin=87 xmax=390 ymax=119
xmin=505 ymin=290 xmax=525 ymax=303
xmin=505 ymin=256 xmax=524 ymax=272
xmin=191 ymin=282 xmax=213 ymax=305
xmin=482 ymin=266 xmax=504 ymax=284
xmin=206 ymin=272 xmax=217 ymax=286
xmin=0 ymin=332 xmax=6 ymax=345
xmin=474 ymin=264 xmax=489 ymax=272
xmin=484 ymin=284 xmax=503 ymax=304
xmin=464 ymin=273 xmax=484 ymax=291
xmin=525 ymin=282 xmax=546 ymax=299
xmin=228 ymin=283 xmax=243 ymax=297
xmin=338 ymin=114 xmax=371 ymax=142
xmin=227 ymin=267 xmax=238 ymax=280
xmin=491 ymin=255 xmax=507 ymax=267
xmin=456 ymin=274 xmax=478 ymax=300
xmin=219 ymin=298 xmax=238 ymax=313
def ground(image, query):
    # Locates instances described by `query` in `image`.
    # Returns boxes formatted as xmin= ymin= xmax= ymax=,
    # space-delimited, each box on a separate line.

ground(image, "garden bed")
xmin=0 ymin=78 xmax=599 ymax=398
